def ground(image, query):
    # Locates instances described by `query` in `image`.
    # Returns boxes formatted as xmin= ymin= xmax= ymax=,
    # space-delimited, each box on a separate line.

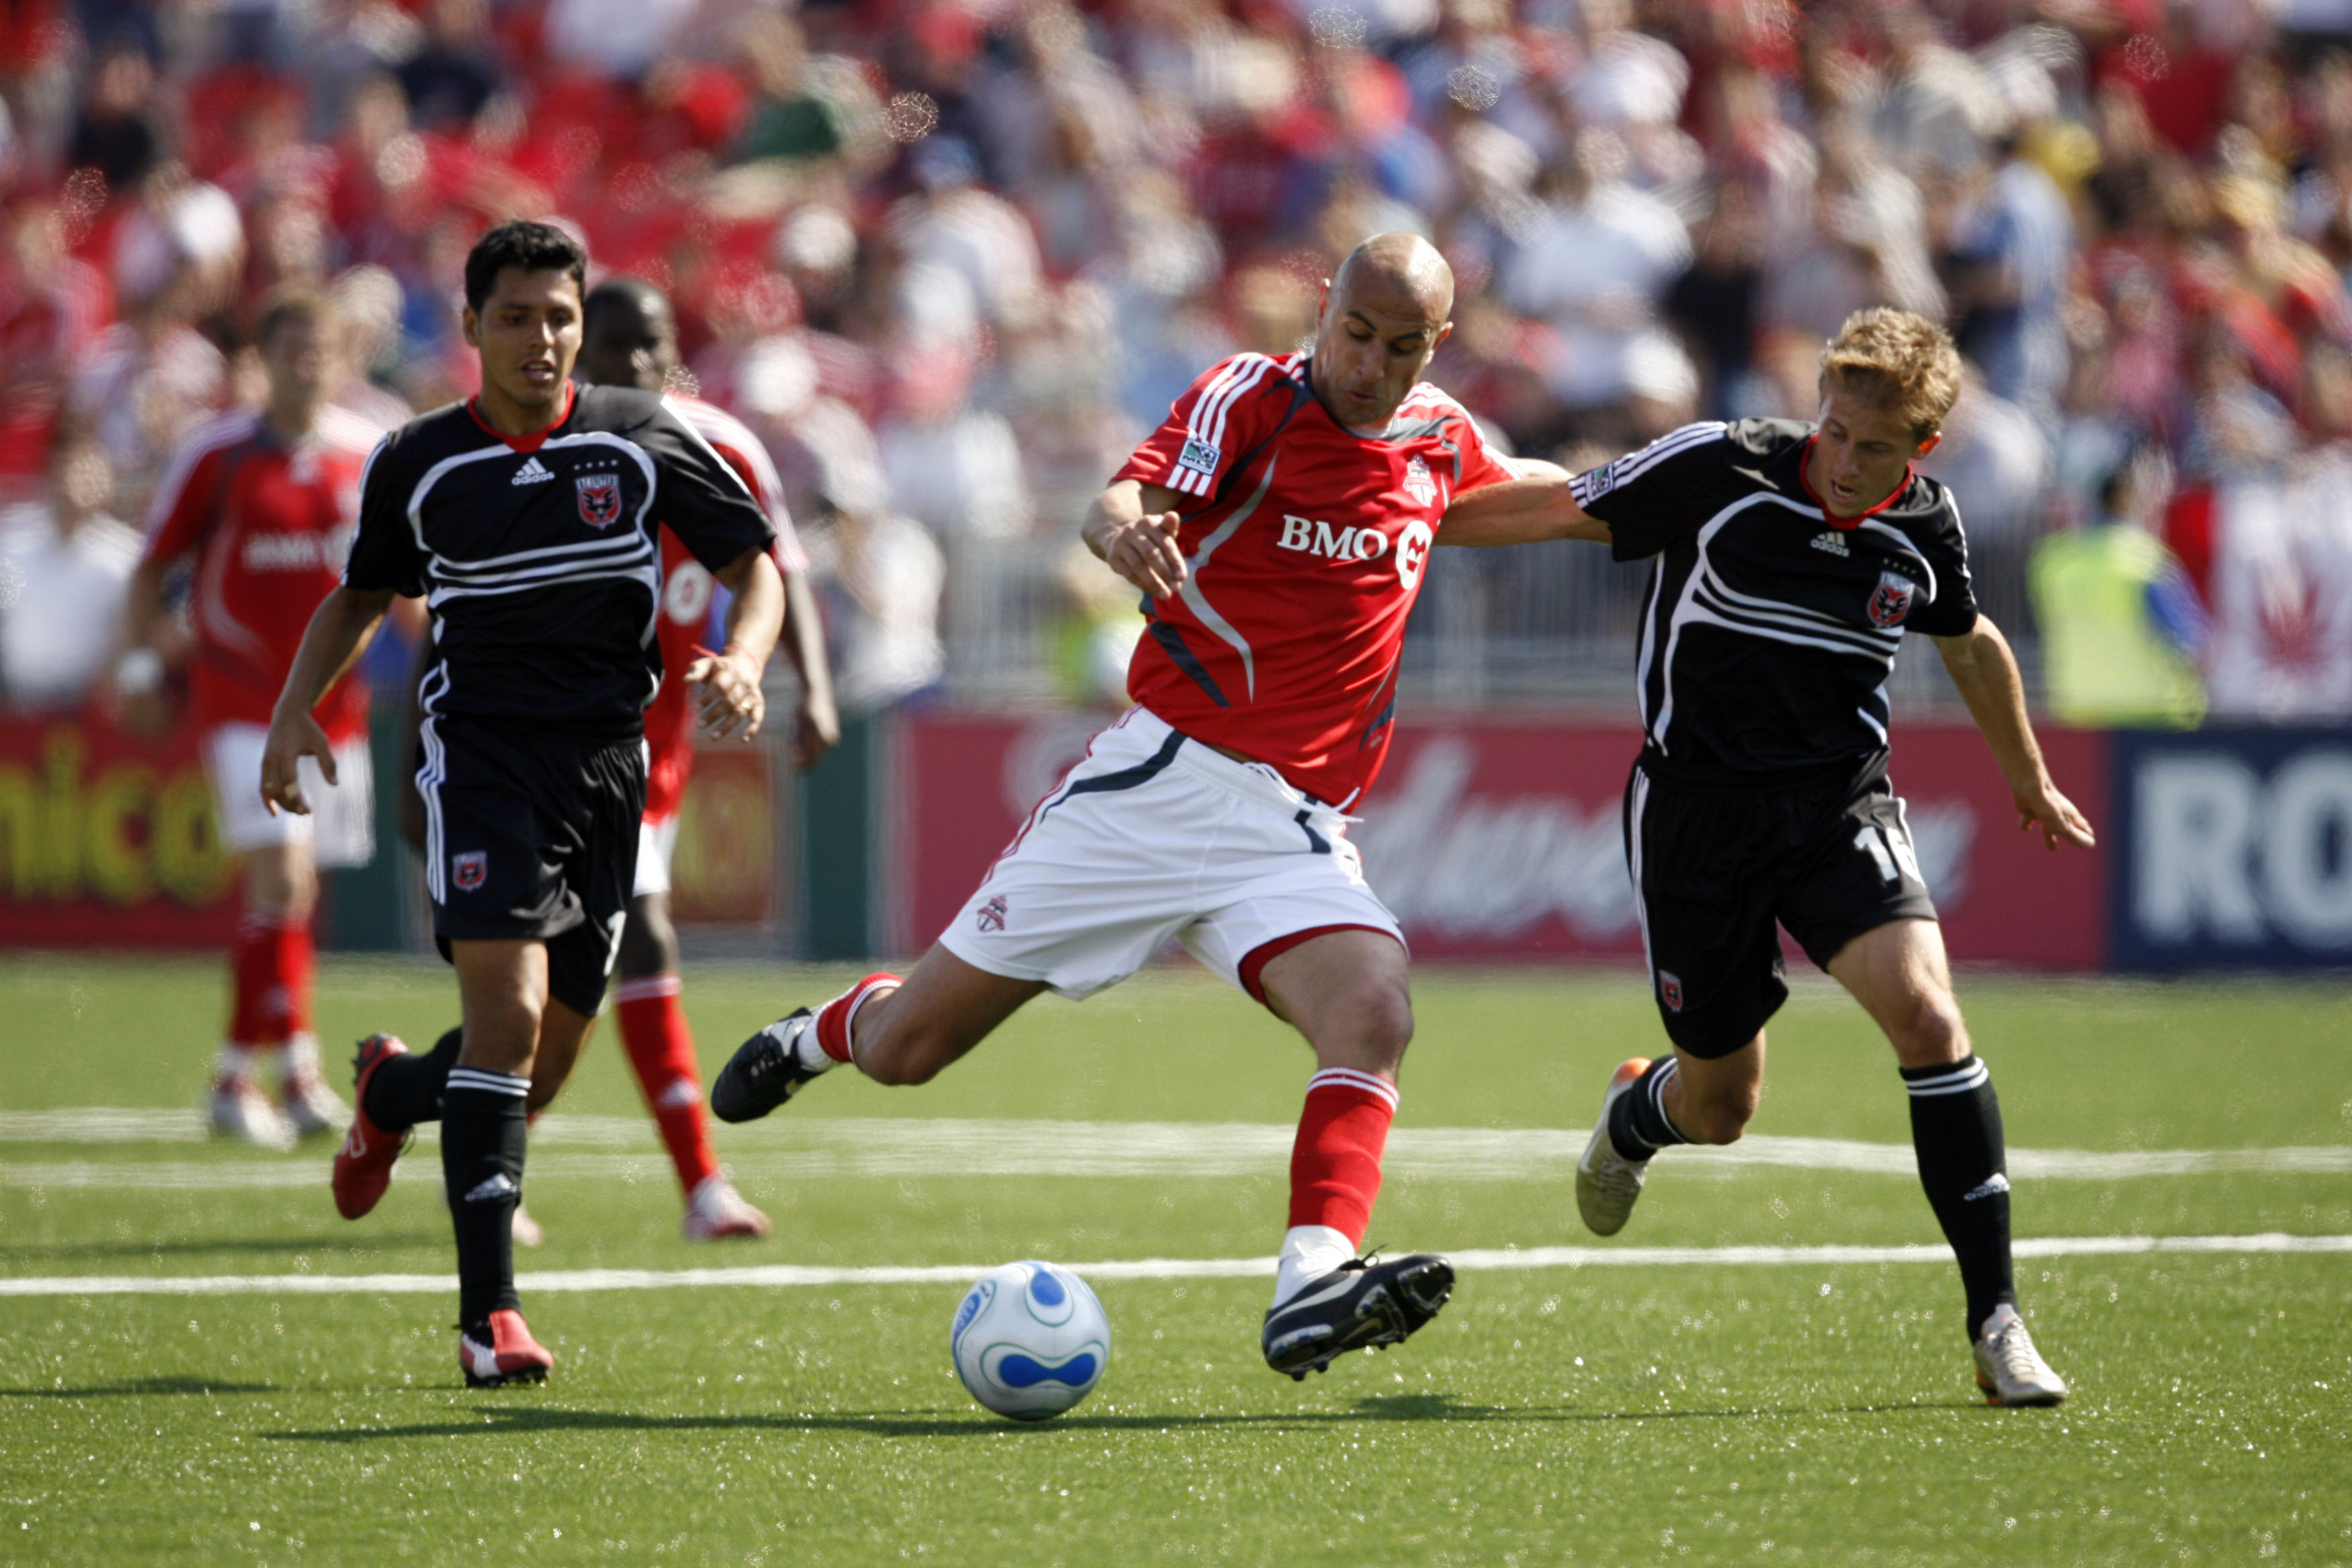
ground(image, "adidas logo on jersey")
xmin=511 ymin=456 xmax=555 ymax=485
xmin=1810 ymin=530 xmax=1849 ymax=556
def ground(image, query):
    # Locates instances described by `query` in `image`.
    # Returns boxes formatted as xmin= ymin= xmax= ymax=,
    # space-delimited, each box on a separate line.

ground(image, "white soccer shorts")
xmin=939 ymin=707 xmax=1406 ymax=1001
xmin=205 ymin=722 xmax=375 ymax=868
xmin=632 ymin=812 xmax=681 ymax=899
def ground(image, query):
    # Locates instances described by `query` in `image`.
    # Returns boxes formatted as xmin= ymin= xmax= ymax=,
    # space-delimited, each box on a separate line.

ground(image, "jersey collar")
xmin=1798 ymin=434 xmax=1912 ymax=530
xmin=467 ymin=381 xmax=576 ymax=454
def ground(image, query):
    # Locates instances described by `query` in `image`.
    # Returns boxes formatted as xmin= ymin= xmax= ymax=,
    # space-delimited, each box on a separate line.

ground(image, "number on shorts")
xmin=1853 ymin=816 xmax=1923 ymax=887
xmin=1854 ymin=824 xmax=1898 ymax=883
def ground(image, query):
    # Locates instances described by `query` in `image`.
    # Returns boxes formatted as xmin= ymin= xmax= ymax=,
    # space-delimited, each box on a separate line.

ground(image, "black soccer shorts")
xmin=1622 ymin=757 xmax=1938 ymax=1058
xmin=415 ymin=719 xmax=644 ymax=1018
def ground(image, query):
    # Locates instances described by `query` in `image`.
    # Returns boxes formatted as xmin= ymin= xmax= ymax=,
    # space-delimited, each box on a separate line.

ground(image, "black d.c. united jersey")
xmin=1571 ymin=418 xmax=1978 ymax=785
xmin=343 ymin=383 xmax=776 ymax=739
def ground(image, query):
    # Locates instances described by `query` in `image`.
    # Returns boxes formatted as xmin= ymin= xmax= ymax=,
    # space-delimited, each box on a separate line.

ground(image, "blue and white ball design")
xmin=950 ymin=1261 xmax=1110 ymax=1421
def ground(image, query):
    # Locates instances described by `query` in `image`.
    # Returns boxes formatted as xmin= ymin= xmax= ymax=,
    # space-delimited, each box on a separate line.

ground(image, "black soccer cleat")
xmin=709 ymin=1008 xmax=822 ymax=1124
xmin=1261 ymin=1252 xmax=1455 ymax=1379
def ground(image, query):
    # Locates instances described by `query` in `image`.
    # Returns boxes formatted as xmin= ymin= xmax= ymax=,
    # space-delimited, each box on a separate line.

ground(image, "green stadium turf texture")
xmin=2 ymin=955 xmax=2348 ymax=1566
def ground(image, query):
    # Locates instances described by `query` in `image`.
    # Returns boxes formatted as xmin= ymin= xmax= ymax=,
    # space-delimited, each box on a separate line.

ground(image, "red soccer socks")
xmin=615 ymin=974 xmax=721 ymax=1196
xmin=1276 ymin=1068 xmax=1398 ymax=1304
xmin=813 ymin=972 xmax=903 ymax=1065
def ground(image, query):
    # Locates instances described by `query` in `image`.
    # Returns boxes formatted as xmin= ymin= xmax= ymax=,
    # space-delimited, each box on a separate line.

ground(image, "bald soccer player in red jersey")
xmin=580 ymin=277 xmax=836 ymax=1240
xmin=117 ymin=286 xmax=401 ymax=1150
xmin=712 ymin=234 xmax=1527 ymax=1380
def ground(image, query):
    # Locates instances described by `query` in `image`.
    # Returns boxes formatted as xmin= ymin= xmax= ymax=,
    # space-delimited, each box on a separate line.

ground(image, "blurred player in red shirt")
xmin=574 ymin=277 xmax=837 ymax=1240
xmin=714 ymin=235 xmax=1526 ymax=1377
xmin=117 ymin=287 xmax=399 ymax=1148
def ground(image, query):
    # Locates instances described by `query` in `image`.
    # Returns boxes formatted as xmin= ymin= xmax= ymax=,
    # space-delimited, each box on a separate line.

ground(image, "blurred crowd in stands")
xmin=0 ymin=0 xmax=2349 ymax=724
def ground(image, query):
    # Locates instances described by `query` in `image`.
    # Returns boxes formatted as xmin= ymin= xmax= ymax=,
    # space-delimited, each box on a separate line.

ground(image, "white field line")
xmin=0 ymin=1111 xmax=2345 ymax=1188
xmin=1 ymin=1233 xmax=2347 ymax=1298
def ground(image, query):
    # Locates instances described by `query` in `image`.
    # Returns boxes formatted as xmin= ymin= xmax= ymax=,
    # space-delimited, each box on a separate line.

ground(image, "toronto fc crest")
xmin=1867 ymin=571 xmax=1916 ymax=629
xmin=976 ymin=895 xmax=1008 ymax=932
xmin=575 ymin=473 xmax=622 ymax=528
xmin=1402 ymin=454 xmax=1438 ymax=507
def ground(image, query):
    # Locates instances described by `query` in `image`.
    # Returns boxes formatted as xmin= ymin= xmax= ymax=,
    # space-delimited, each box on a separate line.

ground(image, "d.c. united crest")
xmin=1867 ymin=571 xmax=1916 ymax=629
xmin=452 ymin=850 xmax=487 ymax=891
xmin=575 ymin=473 xmax=622 ymax=528
xmin=1659 ymin=970 xmax=1683 ymax=1012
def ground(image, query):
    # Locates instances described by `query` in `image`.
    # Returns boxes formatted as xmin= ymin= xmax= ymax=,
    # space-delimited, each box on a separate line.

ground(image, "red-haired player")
xmin=117 ymin=287 xmax=401 ymax=1149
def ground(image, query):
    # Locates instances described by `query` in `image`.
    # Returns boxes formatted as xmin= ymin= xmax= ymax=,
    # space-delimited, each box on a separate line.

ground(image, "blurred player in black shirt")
xmin=1446 ymin=308 xmax=2092 ymax=1407
xmin=260 ymin=221 xmax=784 ymax=1386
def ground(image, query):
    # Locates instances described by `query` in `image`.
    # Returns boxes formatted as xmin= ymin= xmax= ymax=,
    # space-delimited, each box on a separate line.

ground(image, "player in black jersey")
xmin=1445 ymin=308 xmax=2093 ymax=1406
xmin=258 ymin=221 xmax=784 ymax=1385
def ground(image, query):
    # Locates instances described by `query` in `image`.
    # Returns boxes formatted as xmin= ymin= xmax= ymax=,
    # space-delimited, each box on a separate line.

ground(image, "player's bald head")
xmin=1330 ymin=233 xmax=1453 ymax=331
xmin=579 ymin=277 xmax=679 ymax=391
xmin=583 ymin=277 xmax=672 ymax=335
xmin=1311 ymin=233 xmax=1457 ymax=428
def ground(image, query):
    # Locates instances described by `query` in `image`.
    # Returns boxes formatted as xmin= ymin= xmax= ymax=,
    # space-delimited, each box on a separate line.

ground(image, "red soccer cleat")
xmin=460 ymin=1309 xmax=554 ymax=1387
xmin=331 ymin=1034 xmax=411 ymax=1220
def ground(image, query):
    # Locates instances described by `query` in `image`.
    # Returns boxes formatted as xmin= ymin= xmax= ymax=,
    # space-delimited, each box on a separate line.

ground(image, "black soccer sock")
xmin=361 ymin=1027 xmax=462 ymax=1129
xmin=1608 ymin=1056 xmax=1692 ymax=1161
xmin=440 ymin=1069 xmax=529 ymax=1332
xmin=1902 ymin=1055 xmax=2016 ymax=1340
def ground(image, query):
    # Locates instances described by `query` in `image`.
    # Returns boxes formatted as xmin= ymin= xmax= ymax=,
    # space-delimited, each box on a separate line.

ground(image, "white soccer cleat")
xmin=1973 ymin=1304 xmax=2068 ymax=1406
xmin=280 ymin=1072 xmax=348 ymax=1140
xmin=207 ymin=1077 xmax=297 ymax=1153
xmin=1575 ymin=1057 xmax=1654 ymax=1236
xmin=511 ymin=1203 xmax=546 ymax=1248
xmin=682 ymin=1174 xmax=771 ymax=1241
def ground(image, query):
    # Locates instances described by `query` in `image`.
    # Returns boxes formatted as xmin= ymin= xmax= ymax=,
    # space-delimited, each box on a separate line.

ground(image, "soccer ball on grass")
xmin=950 ymin=1261 xmax=1110 ymax=1421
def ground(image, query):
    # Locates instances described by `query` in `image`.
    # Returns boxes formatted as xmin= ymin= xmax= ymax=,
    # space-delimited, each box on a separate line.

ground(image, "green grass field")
xmin=3 ymin=954 xmax=2349 ymax=1566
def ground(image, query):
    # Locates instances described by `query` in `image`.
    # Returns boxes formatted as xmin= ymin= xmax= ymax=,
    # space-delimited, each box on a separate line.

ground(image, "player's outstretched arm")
xmin=687 ymin=546 xmax=785 ymax=743
xmin=1931 ymin=615 xmax=2096 ymax=852
xmin=260 ymin=585 xmax=398 ymax=816
xmin=1438 ymin=462 xmax=1612 ymax=547
xmin=1083 ymin=479 xmax=1187 ymax=598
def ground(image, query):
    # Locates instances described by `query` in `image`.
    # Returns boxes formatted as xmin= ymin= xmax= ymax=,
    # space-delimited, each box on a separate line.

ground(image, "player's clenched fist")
xmin=687 ymin=648 xmax=766 ymax=742
xmin=1101 ymin=509 xmax=1188 ymax=598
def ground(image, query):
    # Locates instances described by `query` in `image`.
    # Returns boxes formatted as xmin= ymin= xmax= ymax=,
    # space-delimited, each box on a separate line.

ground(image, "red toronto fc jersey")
xmin=1113 ymin=352 xmax=1515 ymax=806
xmin=142 ymin=407 xmax=382 ymax=743
xmin=640 ymin=394 xmax=809 ymax=824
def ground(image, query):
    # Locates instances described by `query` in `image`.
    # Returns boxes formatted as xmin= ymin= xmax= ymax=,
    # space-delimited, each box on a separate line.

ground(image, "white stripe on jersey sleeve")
xmin=1169 ymin=354 xmax=1274 ymax=496
xmin=658 ymin=394 xmax=758 ymax=502
xmin=143 ymin=409 xmax=262 ymax=540
xmin=667 ymin=395 xmax=810 ymax=574
xmin=1570 ymin=421 xmax=1728 ymax=508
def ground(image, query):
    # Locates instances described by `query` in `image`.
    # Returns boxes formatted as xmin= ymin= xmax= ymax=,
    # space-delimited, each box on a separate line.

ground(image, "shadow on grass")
xmin=264 ymin=1394 xmax=1979 ymax=1444
xmin=2 ymin=1376 xmax=281 ymax=1398
xmin=0 ymin=1233 xmax=438 ymax=1263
